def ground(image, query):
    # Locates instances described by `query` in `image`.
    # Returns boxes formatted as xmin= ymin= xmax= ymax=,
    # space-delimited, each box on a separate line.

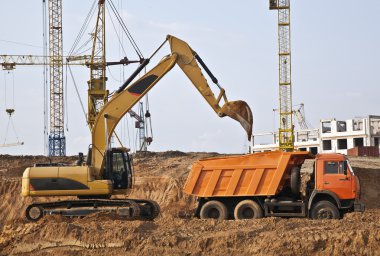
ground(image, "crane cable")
xmin=43 ymin=0 xmax=49 ymax=154
xmin=145 ymin=94 xmax=153 ymax=145
xmin=68 ymin=0 xmax=98 ymax=57
xmin=2 ymin=70 xmax=22 ymax=146
xmin=107 ymin=0 xmax=144 ymax=59
xmin=67 ymin=65 xmax=89 ymax=128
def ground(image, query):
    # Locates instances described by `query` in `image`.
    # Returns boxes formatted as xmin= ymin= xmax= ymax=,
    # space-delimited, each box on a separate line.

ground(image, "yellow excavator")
xmin=22 ymin=35 xmax=253 ymax=221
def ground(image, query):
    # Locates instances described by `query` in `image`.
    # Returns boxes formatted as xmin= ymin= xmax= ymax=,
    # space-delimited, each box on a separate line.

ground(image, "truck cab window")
xmin=339 ymin=161 xmax=348 ymax=175
xmin=324 ymin=161 xmax=339 ymax=174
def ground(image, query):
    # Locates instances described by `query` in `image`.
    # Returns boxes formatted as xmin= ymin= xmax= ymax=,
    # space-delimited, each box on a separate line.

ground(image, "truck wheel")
xmin=234 ymin=200 xmax=263 ymax=220
xmin=310 ymin=201 xmax=340 ymax=219
xmin=199 ymin=200 xmax=228 ymax=220
xmin=291 ymin=166 xmax=301 ymax=195
xmin=26 ymin=205 xmax=44 ymax=221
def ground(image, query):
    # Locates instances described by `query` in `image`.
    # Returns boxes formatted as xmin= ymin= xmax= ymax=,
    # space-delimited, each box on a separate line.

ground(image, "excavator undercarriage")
xmin=26 ymin=199 xmax=160 ymax=221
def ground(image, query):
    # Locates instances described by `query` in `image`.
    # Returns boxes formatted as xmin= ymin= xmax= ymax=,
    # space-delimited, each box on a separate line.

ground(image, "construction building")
xmin=252 ymin=115 xmax=380 ymax=155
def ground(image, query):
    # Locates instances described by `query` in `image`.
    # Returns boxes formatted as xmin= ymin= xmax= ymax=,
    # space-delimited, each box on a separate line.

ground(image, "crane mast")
xmin=270 ymin=0 xmax=294 ymax=151
xmin=47 ymin=0 xmax=65 ymax=156
xmin=88 ymin=0 xmax=108 ymax=127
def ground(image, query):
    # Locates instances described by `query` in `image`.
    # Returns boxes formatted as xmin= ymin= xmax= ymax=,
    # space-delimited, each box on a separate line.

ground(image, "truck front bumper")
xmin=354 ymin=201 xmax=365 ymax=212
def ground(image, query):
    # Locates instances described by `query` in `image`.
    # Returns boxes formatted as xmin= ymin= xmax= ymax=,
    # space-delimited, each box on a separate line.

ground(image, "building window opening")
xmin=353 ymin=120 xmax=363 ymax=131
xmin=354 ymin=138 xmax=364 ymax=147
xmin=310 ymin=147 xmax=318 ymax=155
xmin=337 ymin=121 xmax=347 ymax=132
xmin=322 ymin=122 xmax=331 ymax=133
xmin=337 ymin=139 xmax=348 ymax=150
xmin=299 ymin=148 xmax=307 ymax=151
xmin=375 ymin=137 xmax=379 ymax=147
xmin=323 ymin=140 xmax=332 ymax=150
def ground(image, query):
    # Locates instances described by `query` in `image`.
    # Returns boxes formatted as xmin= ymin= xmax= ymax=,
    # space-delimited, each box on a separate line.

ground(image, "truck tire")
xmin=291 ymin=166 xmax=301 ymax=195
xmin=310 ymin=201 xmax=340 ymax=219
xmin=199 ymin=200 xmax=228 ymax=220
xmin=234 ymin=199 xmax=263 ymax=220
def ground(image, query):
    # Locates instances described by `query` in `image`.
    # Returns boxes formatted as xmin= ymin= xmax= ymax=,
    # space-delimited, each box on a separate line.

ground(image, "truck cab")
xmin=306 ymin=153 xmax=364 ymax=218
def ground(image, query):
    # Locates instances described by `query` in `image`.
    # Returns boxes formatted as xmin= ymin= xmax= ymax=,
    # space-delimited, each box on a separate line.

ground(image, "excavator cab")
xmin=104 ymin=148 xmax=133 ymax=190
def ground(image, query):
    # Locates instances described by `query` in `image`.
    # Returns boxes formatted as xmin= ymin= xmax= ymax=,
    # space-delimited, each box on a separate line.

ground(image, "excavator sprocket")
xmin=220 ymin=100 xmax=253 ymax=140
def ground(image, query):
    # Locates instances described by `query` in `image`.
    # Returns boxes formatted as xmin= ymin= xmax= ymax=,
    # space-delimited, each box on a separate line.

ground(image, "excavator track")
xmin=133 ymin=199 xmax=160 ymax=220
xmin=25 ymin=199 xmax=160 ymax=221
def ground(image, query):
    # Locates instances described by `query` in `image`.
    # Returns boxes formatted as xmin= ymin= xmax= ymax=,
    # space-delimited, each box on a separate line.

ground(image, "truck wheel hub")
xmin=317 ymin=209 xmax=333 ymax=219
xmin=208 ymin=208 xmax=220 ymax=219
xmin=242 ymin=208 xmax=254 ymax=218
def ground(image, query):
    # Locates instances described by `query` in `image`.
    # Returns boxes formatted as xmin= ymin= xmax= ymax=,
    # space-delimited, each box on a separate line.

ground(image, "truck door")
xmin=322 ymin=160 xmax=353 ymax=199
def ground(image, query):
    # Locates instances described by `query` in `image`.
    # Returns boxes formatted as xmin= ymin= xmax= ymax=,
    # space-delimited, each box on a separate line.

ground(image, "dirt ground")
xmin=0 ymin=152 xmax=379 ymax=255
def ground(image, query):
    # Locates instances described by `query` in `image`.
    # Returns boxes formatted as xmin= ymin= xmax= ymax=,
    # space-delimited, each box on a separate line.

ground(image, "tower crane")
xmin=293 ymin=103 xmax=308 ymax=130
xmin=1 ymin=0 xmax=145 ymax=154
xmin=47 ymin=0 xmax=65 ymax=156
xmin=273 ymin=103 xmax=309 ymax=131
xmin=269 ymin=0 xmax=294 ymax=151
xmin=128 ymin=102 xmax=153 ymax=152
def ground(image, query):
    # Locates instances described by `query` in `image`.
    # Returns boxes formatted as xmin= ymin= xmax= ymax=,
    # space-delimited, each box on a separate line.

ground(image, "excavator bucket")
xmin=220 ymin=100 xmax=253 ymax=140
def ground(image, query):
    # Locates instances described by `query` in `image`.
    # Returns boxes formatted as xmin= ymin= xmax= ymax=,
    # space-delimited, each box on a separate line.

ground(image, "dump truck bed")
xmin=184 ymin=151 xmax=312 ymax=197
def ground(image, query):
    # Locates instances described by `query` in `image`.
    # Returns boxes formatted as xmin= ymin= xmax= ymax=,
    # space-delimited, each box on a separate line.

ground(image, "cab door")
xmin=322 ymin=160 xmax=353 ymax=199
xmin=105 ymin=149 xmax=131 ymax=190
xmin=111 ymin=151 xmax=130 ymax=189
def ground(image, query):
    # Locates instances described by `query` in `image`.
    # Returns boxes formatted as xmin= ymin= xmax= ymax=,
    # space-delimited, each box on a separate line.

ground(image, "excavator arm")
xmin=91 ymin=35 xmax=253 ymax=176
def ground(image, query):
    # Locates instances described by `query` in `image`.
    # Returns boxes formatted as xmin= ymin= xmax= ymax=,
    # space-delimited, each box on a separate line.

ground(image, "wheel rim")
xmin=28 ymin=206 xmax=42 ymax=220
xmin=316 ymin=208 xmax=333 ymax=219
xmin=241 ymin=207 xmax=254 ymax=219
xmin=208 ymin=208 xmax=220 ymax=219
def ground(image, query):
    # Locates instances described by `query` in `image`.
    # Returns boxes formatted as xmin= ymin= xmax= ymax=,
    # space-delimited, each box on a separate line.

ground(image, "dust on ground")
xmin=0 ymin=152 xmax=379 ymax=255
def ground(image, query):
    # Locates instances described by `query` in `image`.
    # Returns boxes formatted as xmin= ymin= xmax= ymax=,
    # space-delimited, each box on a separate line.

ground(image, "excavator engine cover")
xmin=220 ymin=100 xmax=253 ymax=140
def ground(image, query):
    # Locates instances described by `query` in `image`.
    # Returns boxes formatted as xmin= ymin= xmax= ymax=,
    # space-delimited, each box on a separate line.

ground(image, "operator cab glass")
xmin=105 ymin=149 xmax=133 ymax=189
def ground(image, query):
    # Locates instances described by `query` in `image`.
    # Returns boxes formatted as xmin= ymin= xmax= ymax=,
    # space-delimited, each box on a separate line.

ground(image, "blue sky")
xmin=0 ymin=0 xmax=379 ymax=155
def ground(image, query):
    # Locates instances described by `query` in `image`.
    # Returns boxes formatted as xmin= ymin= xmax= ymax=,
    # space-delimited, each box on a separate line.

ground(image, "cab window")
xmin=112 ymin=152 xmax=124 ymax=175
xmin=339 ymin=161 xmax=348 ymax=175
xmin=324 ymin=161 xmax=339 ymax=174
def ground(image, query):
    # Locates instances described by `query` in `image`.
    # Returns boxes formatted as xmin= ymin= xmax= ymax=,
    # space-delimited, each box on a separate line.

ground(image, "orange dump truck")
xmin=184 ymin=151 xmax=364 ymax=220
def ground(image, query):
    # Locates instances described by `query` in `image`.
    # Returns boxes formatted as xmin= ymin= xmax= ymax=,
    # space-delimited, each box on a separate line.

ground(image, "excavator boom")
xmin=91 ymin=35 xmax=252 ymax=176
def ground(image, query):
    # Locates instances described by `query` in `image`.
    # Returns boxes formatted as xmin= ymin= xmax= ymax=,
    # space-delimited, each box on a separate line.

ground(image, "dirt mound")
xmin=0 ymin=153 xmax=379 ymax=255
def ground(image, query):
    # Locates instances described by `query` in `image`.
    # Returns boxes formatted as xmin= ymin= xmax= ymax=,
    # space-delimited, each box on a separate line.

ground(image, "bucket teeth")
xmin=220 ymin=100 xmax=253 ymax=140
